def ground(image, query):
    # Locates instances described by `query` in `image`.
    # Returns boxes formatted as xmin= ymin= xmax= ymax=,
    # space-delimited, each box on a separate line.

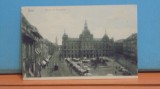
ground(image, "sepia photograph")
xmin=21 ymin=5 xmax=138 ymax=79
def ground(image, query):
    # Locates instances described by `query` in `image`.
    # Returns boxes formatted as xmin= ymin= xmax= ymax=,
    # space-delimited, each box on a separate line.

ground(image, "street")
xmin=41 ymin=50 xmax=78 ymax=77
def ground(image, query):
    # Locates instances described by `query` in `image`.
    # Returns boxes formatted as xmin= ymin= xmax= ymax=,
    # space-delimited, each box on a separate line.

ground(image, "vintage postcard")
xmin=21 ymin=5 xmax=138 ymax=79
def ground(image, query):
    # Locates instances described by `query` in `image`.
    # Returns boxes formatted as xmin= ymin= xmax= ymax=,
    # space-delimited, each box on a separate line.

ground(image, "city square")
xmin=21 ymin=5 xmax=137 ymax=79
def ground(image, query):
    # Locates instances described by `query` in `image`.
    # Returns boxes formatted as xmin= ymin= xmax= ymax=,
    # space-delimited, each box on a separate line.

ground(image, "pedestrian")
xmin=115 ymin=71 xmax=117 ymax=75
xmin=54 ymin=64 xmax=59 ymax=71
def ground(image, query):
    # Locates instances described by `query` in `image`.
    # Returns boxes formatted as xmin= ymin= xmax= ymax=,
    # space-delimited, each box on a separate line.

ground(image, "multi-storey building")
xmin=114 ymin=39 xmax=124 ymax=55
xmin=123 ymin=33 xmax=137 ymax=60
xmin=61 ymin=21 xmax=114 ymax=59
xmin=22 ymin=14 xmax=43 ymax=77
xmin=22 ymin=14 xmax=56 ymax=77
xmin=114 ymin=33 xmax=137 ymax=59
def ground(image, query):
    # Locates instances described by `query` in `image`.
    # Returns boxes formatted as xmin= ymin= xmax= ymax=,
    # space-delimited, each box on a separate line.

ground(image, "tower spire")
xmin=103 ymin=28 xmax=109 ymax=40
xmin=63 ymin=28 xmax=68 ymax=35
xmin=85 ymin=19 xmax=87 ymax=27
xmin=64 ymin=29 xmax=66 ymax=34
xmin=84 ymin=19 xmax=89 ymax=30
xmin=55 ymin=36 xmax=58 ymax=45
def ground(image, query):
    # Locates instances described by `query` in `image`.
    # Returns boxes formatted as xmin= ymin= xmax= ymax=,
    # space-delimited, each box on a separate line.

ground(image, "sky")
xmin=22 ymin=5 xmax=137 ymax=45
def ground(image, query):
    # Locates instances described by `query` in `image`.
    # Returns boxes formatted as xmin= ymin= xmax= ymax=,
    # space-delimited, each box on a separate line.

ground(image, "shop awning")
xmin=41 ymin=60 xmax=47 ymax=65
xmin=35 ymin=48 xmax=41 ymax=54
xmin=45 ymin=58 xmax=49 ymax=62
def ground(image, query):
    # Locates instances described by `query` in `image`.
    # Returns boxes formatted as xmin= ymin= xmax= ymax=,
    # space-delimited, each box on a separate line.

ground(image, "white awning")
xmin=41 ymin=60 xmax=47 ymax=65
xmin=35 ymin=49 xmax=38 ymax=54
xmin=45 ymin=58 xmax=49 ymax=62
xmin=35 ymin=48 xmax=41 ymax=54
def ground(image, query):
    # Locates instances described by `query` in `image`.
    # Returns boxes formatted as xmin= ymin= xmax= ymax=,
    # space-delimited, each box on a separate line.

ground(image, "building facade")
xmin=22 ymin=14 xmax=43 ymax=77
xmin=123 ymin=33 xmax=137 ymax=60
xmin=114 ymin=33 xmax=137 ymax=62
xmin=61 ymin=21 xmax=114 ymax=59
xmin=114 ymin=39 xmax=124 ymax=55
xmin=22 ymin=14 xmax=56 ymax=77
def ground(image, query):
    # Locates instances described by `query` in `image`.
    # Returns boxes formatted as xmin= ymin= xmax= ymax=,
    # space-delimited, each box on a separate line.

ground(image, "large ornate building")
xmin=61 ymin=21 xmax=114 ymax=58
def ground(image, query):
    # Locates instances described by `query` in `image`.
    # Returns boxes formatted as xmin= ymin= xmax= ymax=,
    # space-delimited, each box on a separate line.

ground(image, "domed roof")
xmin=102 ymin=29 xmax=109 ymax=41
xmin=63 ymin=29 xmax=68 ymax=37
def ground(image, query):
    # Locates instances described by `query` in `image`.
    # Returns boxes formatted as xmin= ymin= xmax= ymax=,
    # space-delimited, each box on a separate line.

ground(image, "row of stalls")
xmin=65 ymin=58 xmax=91 ymax=76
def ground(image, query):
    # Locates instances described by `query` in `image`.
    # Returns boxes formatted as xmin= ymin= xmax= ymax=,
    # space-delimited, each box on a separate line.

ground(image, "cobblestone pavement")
xmin=40 ymin=51 xmax=136 ymax=77
xmin=89 ymin=59 xmax=124 ymax=76
xmin=41 ymin=50 xmax=78 ymax=77
xmin=114 ymin=54 xmax=137 ymax=75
